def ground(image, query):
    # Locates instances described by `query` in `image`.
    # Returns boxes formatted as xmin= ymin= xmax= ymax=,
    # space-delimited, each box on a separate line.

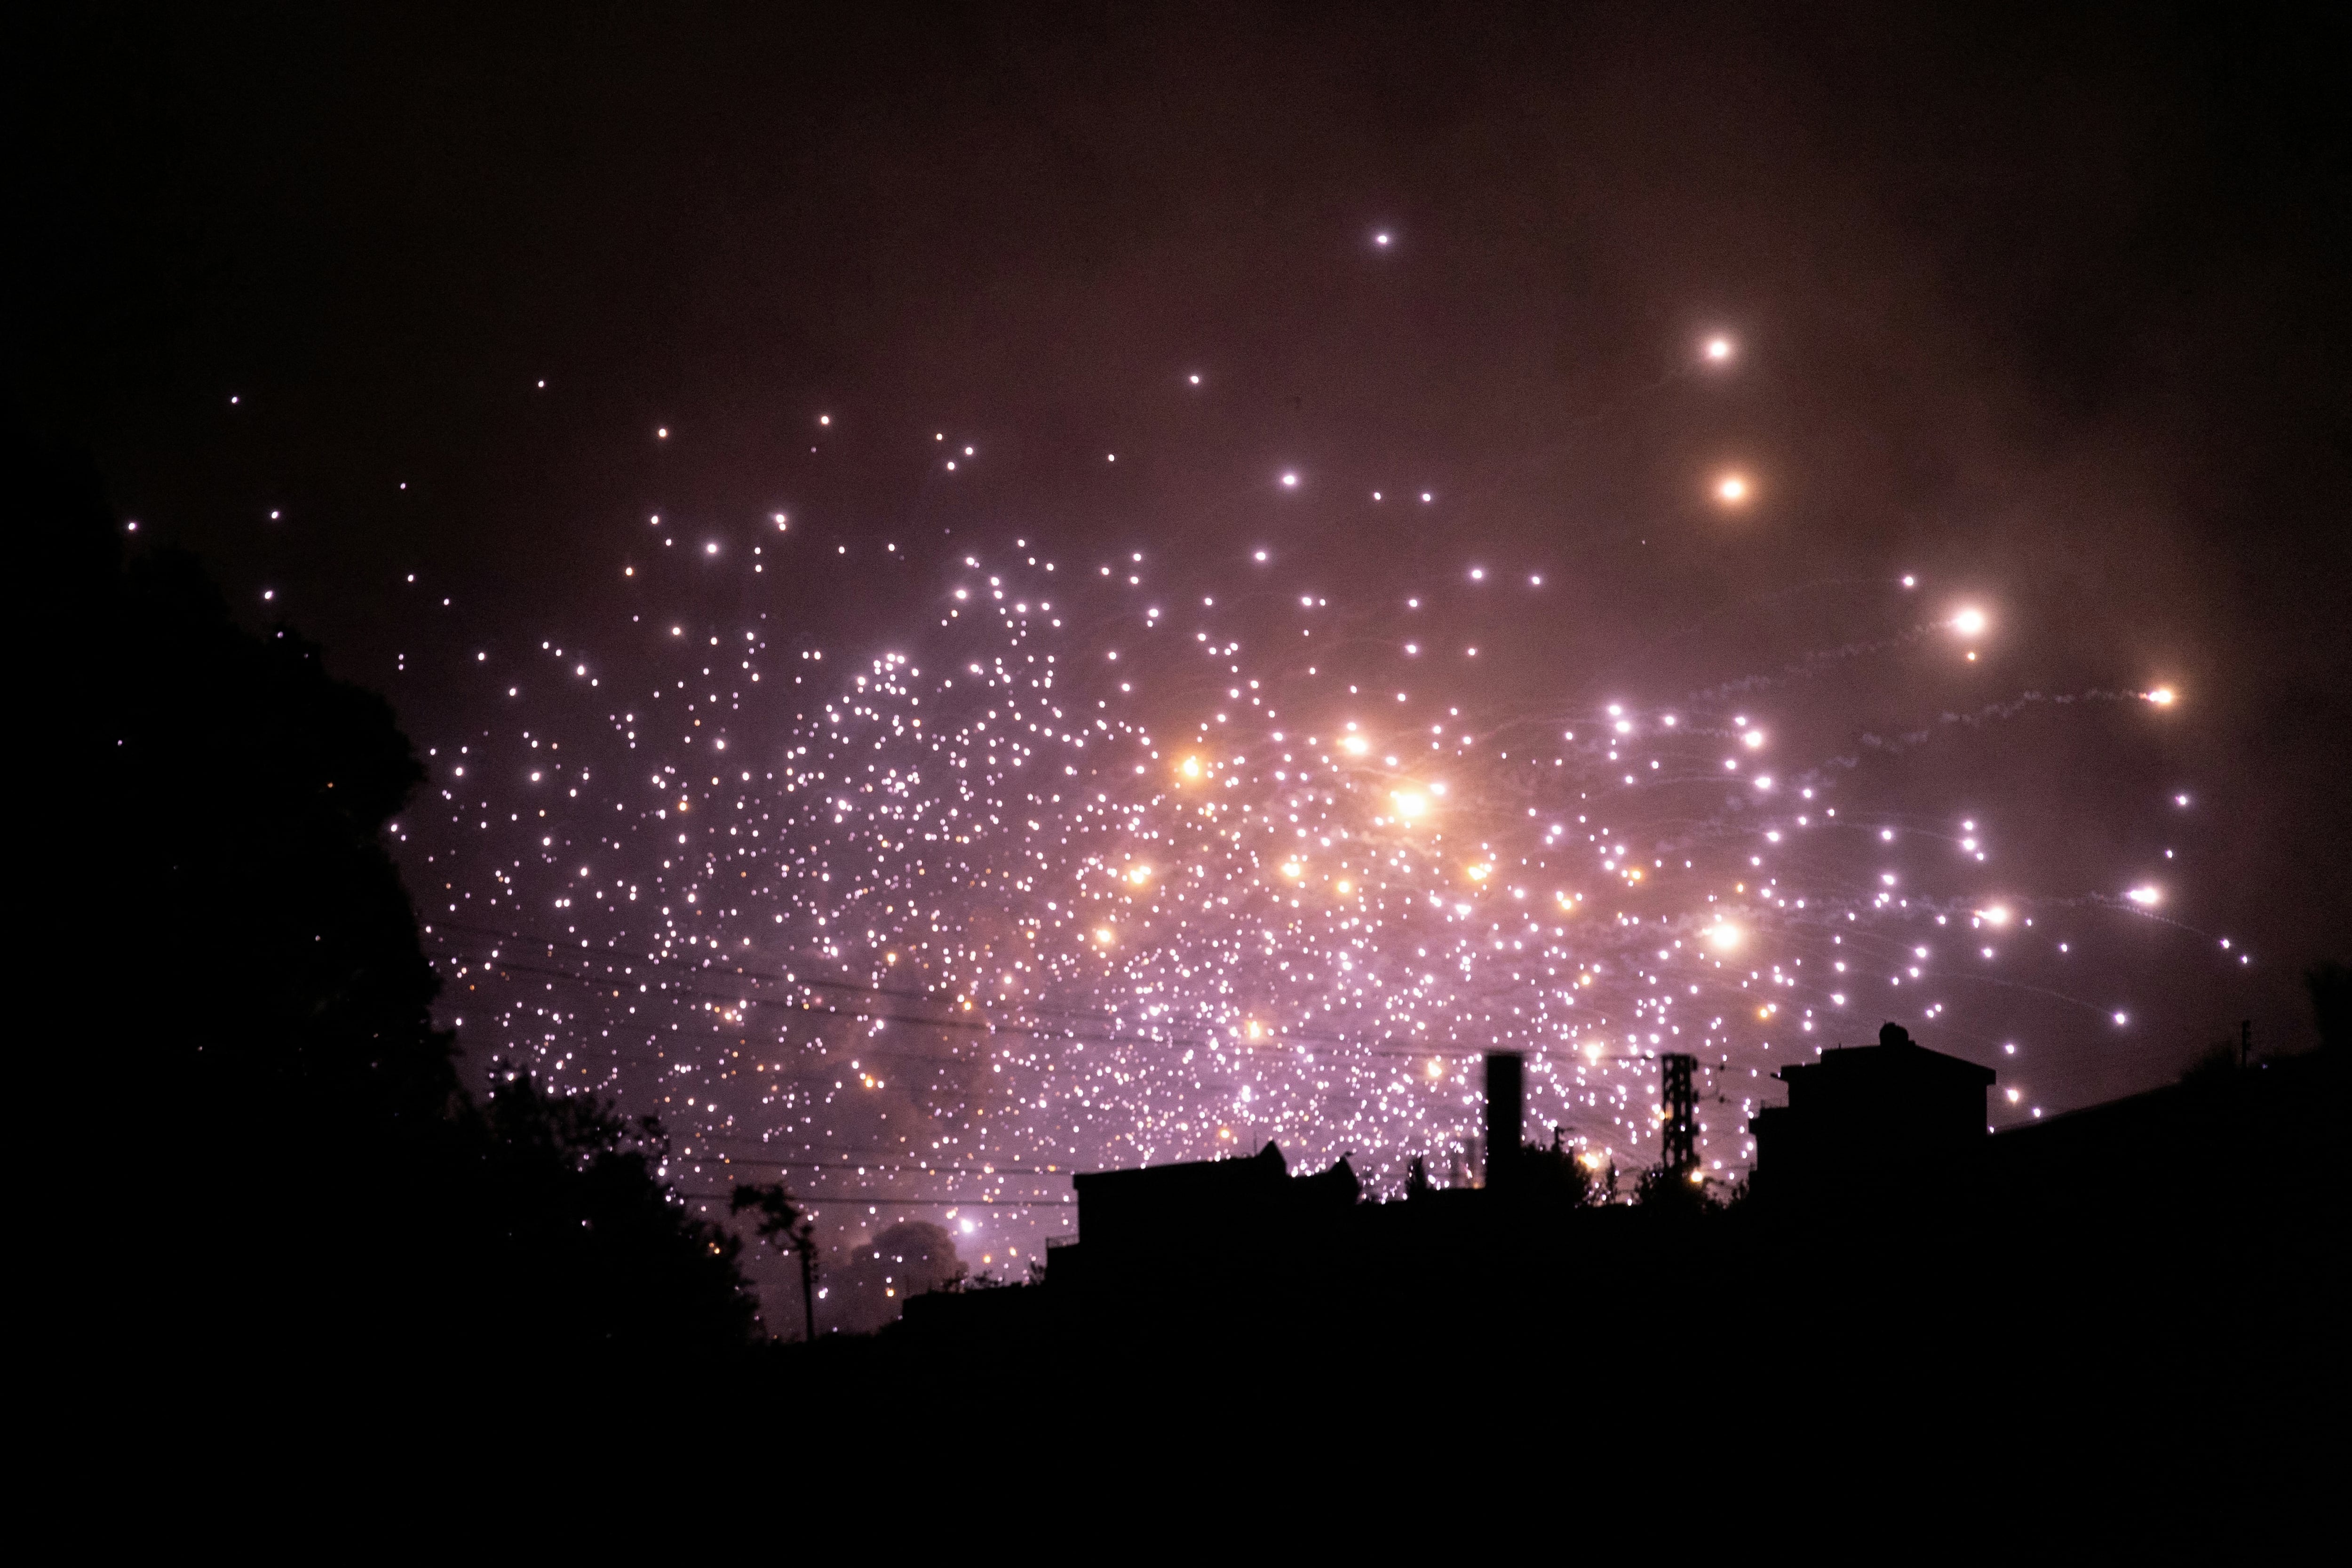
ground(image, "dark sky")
xmin=18 ymin=3 xmax=2349 ymax=1279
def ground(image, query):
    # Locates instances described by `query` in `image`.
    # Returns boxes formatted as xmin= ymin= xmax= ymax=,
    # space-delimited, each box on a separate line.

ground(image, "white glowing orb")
xmin=1704 ymin=336 xmax=1734 ymax=361
xmin=2126 ymin=886 xmax=2160 ymax=906
xmin=1391 ymin=790 xmax=1429 ymax=819
xmin=1953 ymin=607 xmax=1987 ymax=637
xmin=1707 ymin=923 xmax=1741 ymax=951
xmin=1717 ymin=475 xmax=1748 ymax=503
xmin=2146 ymin=686 xmax=2177 ymax=706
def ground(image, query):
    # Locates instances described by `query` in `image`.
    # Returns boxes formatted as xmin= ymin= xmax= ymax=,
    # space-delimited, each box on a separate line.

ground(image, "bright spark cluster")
xmin=402 ymin=408 xmax=2233 ymax=1273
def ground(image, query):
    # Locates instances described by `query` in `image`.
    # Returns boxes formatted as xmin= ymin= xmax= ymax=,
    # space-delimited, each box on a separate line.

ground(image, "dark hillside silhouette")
xmin=22 ymin=438 xmax=761 ymax=1388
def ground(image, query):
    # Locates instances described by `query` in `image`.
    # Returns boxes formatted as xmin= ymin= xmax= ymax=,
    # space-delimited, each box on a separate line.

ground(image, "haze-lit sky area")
xmin=23 ymin=5 xmax=2347 ymax=1306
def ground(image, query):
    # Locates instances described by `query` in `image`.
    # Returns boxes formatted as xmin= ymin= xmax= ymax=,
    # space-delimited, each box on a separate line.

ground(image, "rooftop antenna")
xmin=1660 ymin=1052 xmax=1698 ymax=1179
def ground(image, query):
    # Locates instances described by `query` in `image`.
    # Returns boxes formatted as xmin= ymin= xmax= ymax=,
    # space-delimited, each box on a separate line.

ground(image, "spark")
xmin=407 ymin=382 xmax=2222 ymax=1297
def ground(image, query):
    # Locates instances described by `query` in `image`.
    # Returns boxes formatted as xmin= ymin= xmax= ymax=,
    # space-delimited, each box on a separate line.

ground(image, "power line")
xmin=675 ymin=1155 xmax=1071 ymax=1176
xmin=430 ymin=915 xmax=1236 ymax=1036
xmin=435 ymin=942 xmax=1276 ymax=1054
xmin=430 ymin=915 xmax=1629 ymax=1059
xmin=435 ymin=933 xmax=1649 ymax=1065
xmin=679 ymin=1193 xmax=1071 ymax=1207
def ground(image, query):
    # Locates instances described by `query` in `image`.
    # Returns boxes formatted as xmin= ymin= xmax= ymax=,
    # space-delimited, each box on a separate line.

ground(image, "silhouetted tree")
xmin=1519 ymin=1131 xmax=1605 ymax=1206
xmin=732 ymin=1181 xmax=819 ymax=1342
xmin=468 ymin=1072 xmax=759 ymax=1358
xmin=1634 ymin=1161 xmax=1719 ymax=1211
xmin=24 ymin=440 xmax=761 ymax=1384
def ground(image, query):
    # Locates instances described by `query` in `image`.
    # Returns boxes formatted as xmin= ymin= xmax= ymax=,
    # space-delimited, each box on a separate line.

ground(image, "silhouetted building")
xmin=1749 ymin=1022 xmax=1994 ymax=1197
xmin=1050 ymin=1141 xmax=1359 ymax=1291
xmin=1484 ymin=1051 xmax=1524 ymax=1188
xmin=1073 ymin=1140 xmax=1281 ymax=1250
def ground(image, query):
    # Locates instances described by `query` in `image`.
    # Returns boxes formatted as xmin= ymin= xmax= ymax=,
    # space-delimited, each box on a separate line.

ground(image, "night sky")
xmin=23 ymin=4 xmax=2348 ymax=1321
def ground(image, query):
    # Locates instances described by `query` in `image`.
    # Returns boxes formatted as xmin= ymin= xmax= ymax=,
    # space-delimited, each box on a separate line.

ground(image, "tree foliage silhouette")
xmin=733 ymin=1181 xmax=819 ymax=1342
xmin=1519 ymin=1133 xmax=1608 ymax=1207
xmin=25 ymin=439 xmax=760 ymax=1380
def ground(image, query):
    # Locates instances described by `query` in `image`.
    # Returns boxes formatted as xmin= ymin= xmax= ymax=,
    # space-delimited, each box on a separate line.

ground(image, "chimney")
xmin=1484 ymin=1051 xmax=1525 ymax=1189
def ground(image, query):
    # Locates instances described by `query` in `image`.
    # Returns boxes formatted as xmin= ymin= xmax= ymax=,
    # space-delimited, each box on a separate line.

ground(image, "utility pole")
xmin=796 ymin=1225 xmax=818 ymax=1344
xmin=1660 ymin=1052 xmax=1698 ymax=1178
xmin=731 ymin=1183 xmax=820 ymax=1342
